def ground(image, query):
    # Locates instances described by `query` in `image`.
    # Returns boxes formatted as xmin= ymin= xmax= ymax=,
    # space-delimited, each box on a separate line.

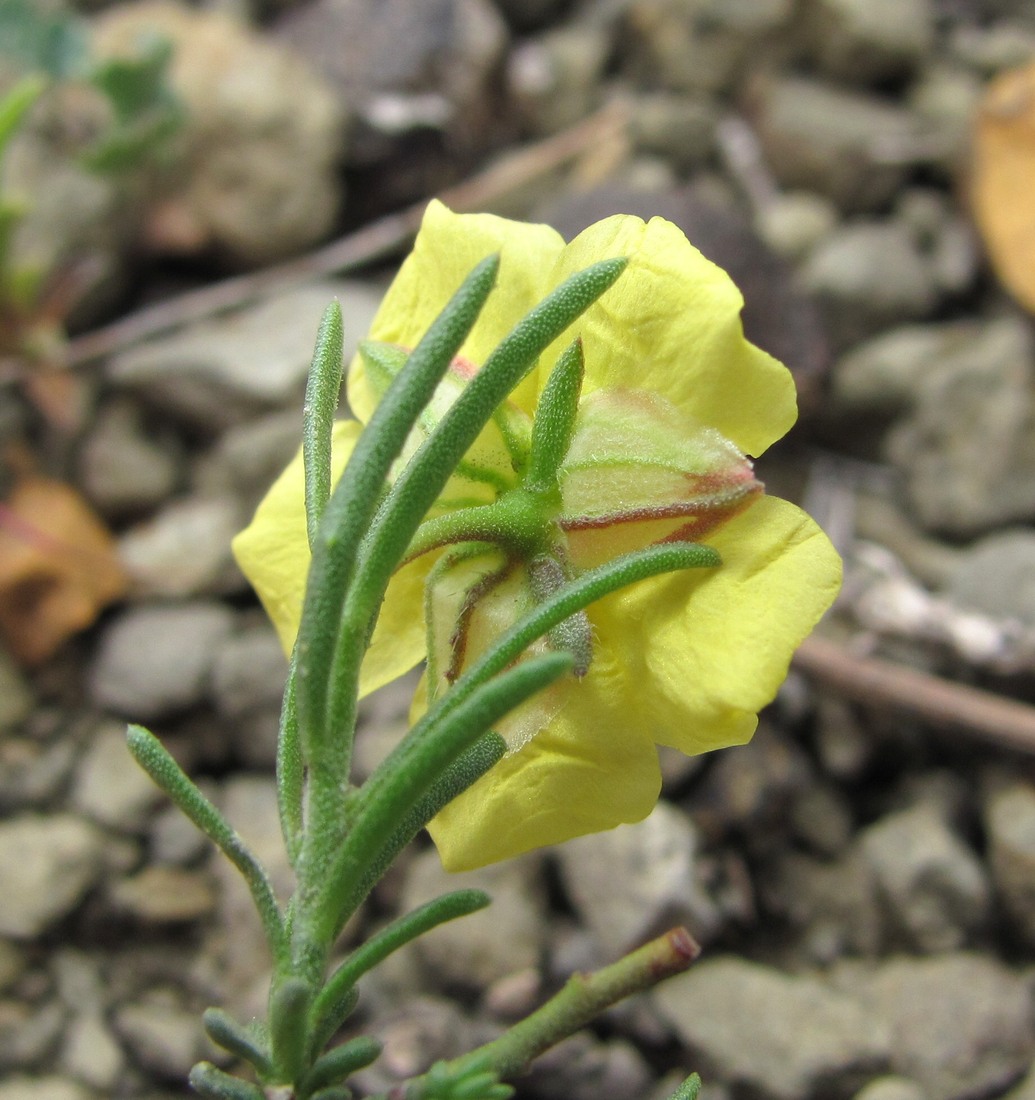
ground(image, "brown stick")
xmin=793 ymin=633 xmax=1035 ymax=755
xmin=67 ymin=101 xmax=631 ymax=369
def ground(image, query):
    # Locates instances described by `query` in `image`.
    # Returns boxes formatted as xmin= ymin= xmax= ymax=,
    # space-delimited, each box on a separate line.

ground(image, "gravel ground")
xmin=2 ymin=1 xmax=1035 ymax=1098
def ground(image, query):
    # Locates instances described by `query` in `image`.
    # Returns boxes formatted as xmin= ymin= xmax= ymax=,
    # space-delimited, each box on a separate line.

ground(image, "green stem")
xmin=418 ymin=928 xmax=701 ymax=1093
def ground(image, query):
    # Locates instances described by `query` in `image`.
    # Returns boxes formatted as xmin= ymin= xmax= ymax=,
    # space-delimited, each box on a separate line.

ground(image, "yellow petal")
xmin=231 ymin=419 xmax=432 ymax=696
xmin=347 ymin=199 xmax=565 ymax=422
xmin=543 ymin=215 xmax=798 ymax=457
xmin=592 ymin=494 xmax=842 ymax=755
xmin=428 ymin=631 xmax=662 ymax=871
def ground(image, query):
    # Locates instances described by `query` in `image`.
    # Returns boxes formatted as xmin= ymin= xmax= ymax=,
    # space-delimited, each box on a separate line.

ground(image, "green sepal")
xmin=303 ymin=301 xmax=346 ymax=552
xmin=269 ymin=977 xmax=314 ymax=1084
xmin=202 ymin=1008 xmax=272 ymax=1079
xmin=525 ymin=337 xmax=584 ymax=493
xmin=300 ymin=1035 xmax=382 ymax=1096
xmin=188 ymin=1062 xmax=265 ymax=1100
xmin=126 ymin=725 xmax=285 ymax=958
xmin=311 ymin=889 xmax=490 ymax=1049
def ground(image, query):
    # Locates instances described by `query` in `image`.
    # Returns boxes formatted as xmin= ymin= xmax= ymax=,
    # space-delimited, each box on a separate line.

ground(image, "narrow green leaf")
xmin=309 ymin=1087 xmax=353 ymax=1100
xmin=303 ymin=301 xmax=345 ymax=552
xmin=317 ymin=652 xmax=573 ymax=941
xmin=277 ymin=660 xmax=304 ymax=868
xmin=312 ymin=890 xmax=490 ymax=1040
xmin=295 ymin=254 xmax=499 ymax=782
xmin=306 ymin=987 xmax=359 ymax=1064
xmin=525 ymin=337 xmax=584 ymax=492
xmin=662 ymin=1073 xmax=703 ymax=1100
xmin=126 ymin=725 xmax=285 ymax=958
xmin=202 ymin=1009 xmax=272 ymax=1078
xmin=269 ymin=977 xmax=313 ymax=1085
xmin=300 ymin=1035 xmax=382 ymax=1095
xmin=188 ymin=1062 xmax=265 ymax=1100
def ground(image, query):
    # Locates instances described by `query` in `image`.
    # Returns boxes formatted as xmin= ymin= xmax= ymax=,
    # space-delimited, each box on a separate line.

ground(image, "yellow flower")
xmin=233 ymin=200 xmax=842 ymax=871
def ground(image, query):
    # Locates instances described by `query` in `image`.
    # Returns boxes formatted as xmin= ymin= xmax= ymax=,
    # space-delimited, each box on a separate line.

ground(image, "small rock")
xmin=71 ymin=720 xmax=161 ymax=830
xmin=114 ymin=993 xmax=204 ymax=1080
xmin=192 ymin=408 xmax=309 ymax=503
xmin=276 ymin=0 xmax=507 ymax=173
xmin=507 ymin=24 xmax=610 ymax=135
xmin=0 ymin=733 xmax=80 ymax=813
xmin=985 ymin=781 xmax=1035 ymax=947
xmin=118 ymin=496 xmax=245 ymax=598
xmin=908 ymin=63 xmax=984 ymax=175
xmin=0 ymin=997 xmax=67 ymax=1070
xmin=557 ymin=802 xmax=721 ymax=956
xmin=801 ymin=220 xmax=938 ymax=348
xmin=109 ymin=866 xmax=217 ymax=924
xmin=754 ymin=190 xmax=838 ymax=261
xmin=0 ymin=815 xmax=104 ymax=938
xmin=628 ymin=94 xmax=719 ymax=170
xmin=61 ymin=1012 xmax=124 ymax=1091
xmin=947 ymin=530 xmax=1035 ymax=628
xmin=399 ymin=847 xmax=548 ymax=989
xmin=749 ymin=75 xmax=927 ymax=212
xmin=654 ymin=957 xmax=890 ymax=1100
xmin=0 ymin=1079 xmax=92 ymax=1100
xmin=622 ymin=0 xmax=797 ymax=95
xmin=852 ymin=1077 xmax=928 ymax=1100
xmin=107 ymin=280 xmax=381 ymax=431
xmin=858 ymin=801 xmax=990 ymax=952
xmin=884 ymin=316 xmax=1035 ymax=535
xmin=801 ymin=0 xmax=934 ymax=85
xmin=843 ymin=953 xmax=1035 ymax=1100
xmin=90 ymin=601 xmax=236 ymax=719
xmin=93 ymin=1 xmax=346 ymax=265
xmin=77 ymin=399 xmax=181 ymax=519
xmin=211 ymin=625 xmax=289 ymax=718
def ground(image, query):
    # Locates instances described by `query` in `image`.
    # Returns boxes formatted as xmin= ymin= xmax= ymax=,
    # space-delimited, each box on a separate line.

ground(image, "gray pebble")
xmin=114 ymin=993 xmax=204 ymax=1080
xmin=557 ymin=802 xmax=721 ymax=956
xmin=654 ymin=957 xmax=890 ymax=1100
xmin=0 ymin=815 xmax=104 ymax=938
xmin=985 ymin=782 xmax=1035 ymax=947
xmin=118 ymin=496 xmax=245 ymax=599
xmin=853 ymin=1077 xmax=928 ymax=1100
xmin=90 ymin=602 xmax=236 ymax=719
xmin=858 ymin=802 xmax=990 ymax=952
xmin=0 ymin=1079 xmax=92 ymax=1100
xmin=947 ymin=530 xmax=1035 ymax=627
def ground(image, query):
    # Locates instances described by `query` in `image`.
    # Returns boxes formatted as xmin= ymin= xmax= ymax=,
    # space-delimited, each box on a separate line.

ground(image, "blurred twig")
xmin=67 ymin=100 xmax=631 ymax=369
xmin=793 ymin=633 xmax=1035 ymax=755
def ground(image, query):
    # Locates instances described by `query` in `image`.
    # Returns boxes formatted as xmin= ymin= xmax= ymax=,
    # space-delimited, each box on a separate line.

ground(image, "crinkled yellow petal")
xmin=231 ymin=419 xmax=432 ymax=697
xmin=428 ymin=633 xmax=662 ymax=871
xmin=543 ymin=215 xmax=798 ymax=457
xmin=591 ymin=495 xmax=842 ymax=755
xmin=347 ymin=199 xmax=565 ymax=423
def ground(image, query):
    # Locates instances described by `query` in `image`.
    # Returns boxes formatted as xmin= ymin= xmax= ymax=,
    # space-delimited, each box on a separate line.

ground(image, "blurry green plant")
xmin=0 ymin=0 xmax=181 ymax=386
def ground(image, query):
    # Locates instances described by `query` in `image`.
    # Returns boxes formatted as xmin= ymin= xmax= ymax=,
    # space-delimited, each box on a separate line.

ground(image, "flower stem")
xmin=403 ymin=928 xmax=701 ymax=1097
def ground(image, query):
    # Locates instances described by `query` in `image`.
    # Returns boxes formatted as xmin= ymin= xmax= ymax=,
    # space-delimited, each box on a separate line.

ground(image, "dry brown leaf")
xmin=0 ymin=476 xmax=127 ymax=665
xmin=971 ymin=60 xmax=1035 ymax=312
